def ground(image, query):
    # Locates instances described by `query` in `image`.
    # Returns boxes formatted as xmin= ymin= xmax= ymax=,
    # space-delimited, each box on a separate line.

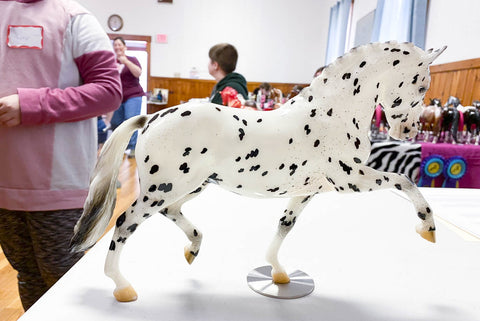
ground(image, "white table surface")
xmin=19 ymin=186 xmax=480 ymax=321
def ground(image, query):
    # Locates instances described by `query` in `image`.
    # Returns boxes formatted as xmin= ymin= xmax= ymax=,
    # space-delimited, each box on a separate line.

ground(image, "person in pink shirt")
xmin=0 ymin=0 xmax=122 ymax=310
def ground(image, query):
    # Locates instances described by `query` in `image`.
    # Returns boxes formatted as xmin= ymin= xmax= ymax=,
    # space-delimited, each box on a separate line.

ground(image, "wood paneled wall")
xmin=148 ymin=77 xmax=309 ymax=111
xmin=425 ymin=57 xmax=480 ymax=106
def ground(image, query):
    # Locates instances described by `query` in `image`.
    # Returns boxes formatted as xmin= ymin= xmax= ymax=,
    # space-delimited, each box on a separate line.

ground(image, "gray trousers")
xmin=0 ymin=208 xmax=84 ymax=311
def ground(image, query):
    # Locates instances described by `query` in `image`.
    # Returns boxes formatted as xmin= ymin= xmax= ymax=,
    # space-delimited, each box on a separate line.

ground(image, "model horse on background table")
xmin=463 ymin=100 xmax=480 ymax=145
xmin=70 ymin=42 xmax=446 ymax=302
xmin=417 ymin=98 xmax=442 ymax=142
xmin=435 ymin=96 xmax=461 ymax=143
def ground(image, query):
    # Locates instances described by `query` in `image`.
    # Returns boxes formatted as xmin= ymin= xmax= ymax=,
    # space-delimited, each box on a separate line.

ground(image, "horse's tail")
xmin=70 ymin=115 xmax=149 ymax=252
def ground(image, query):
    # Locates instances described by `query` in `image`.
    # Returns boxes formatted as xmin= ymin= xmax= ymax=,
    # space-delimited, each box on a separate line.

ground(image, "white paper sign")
xmin=7 ymin=25 xmax=43 ymax=49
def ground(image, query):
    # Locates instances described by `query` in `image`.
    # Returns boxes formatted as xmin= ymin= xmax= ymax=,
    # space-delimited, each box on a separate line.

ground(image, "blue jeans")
xmin=111 ymin=96 xmax=142 ymax=150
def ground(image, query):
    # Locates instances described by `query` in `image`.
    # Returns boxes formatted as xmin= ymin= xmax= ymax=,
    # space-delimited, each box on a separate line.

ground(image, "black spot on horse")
xmin=376 ymin=179 xmax=382 ymax=185
xmin=262 ymin=171 xmax=268 ymax=176
xmin=403 ymin=51 xmax=410 ymax=55
xmin=353 ymin=85 xmax=361 ymax=96
xmin=348 ymin=183 xmax=360 ymax=192
xmin=179 ymin=163 xmax=190 ymax=174
xmin=323 ymin=78 xmax=328 ymax=84
xmin=268 ymin=187 xmax=280 ymax=192
xmin=279 ymin=163 xmax=285 ymax=170
xmin=144 ymin=155 xmax=150 ymax=163
xmin=148 ymin=113 xmax=159 ymax=124
xmin=354 ymin=78 xmax=358 ymax=86
xmin=359 ymin=61 xmax=366 ymax=68
xmin=398 ymin=82 xmax=403 ymax=88
xmin=304 ymin=125 xmax=311 ymax=135
xmin=245 ymin=149 xmax=259 ymax=159
xmin=392 ymin=97 xmax=402 ymax=108
xmin=148 ymin=185 xmax=156 ymax=192
xmin=117 ymin=237 xmax=126 ymax=243
xmin=354 ymin=157 xmax=361 ymax=163
xmin=250 ymin=165 xmax=260 ymax=171
xmin=403 ymin=127 xmax=411 ymax=134
xmin=347 ymin=133 xmax=351 ymax=140
xmin=339 ymin=160 xmax=352 ymax=175
xmin=181 ymin=111 xmax=192 ymax=117
xmin=161 ymin=107 xmax=178 ymax=117
xmin=116 ymin=213 xmax=126 ymax=227
xmin=183 ymin=148 xmax=192 ymax=156
xmin=392 ymin=114 xmax=404 ymax=119
xmin=151 ymin=201 xmax=158 ymax=207
xmin=342 ymin=73 xmax=351 ymax=80
xmin=391 ymin=48 xmax=401 ymax=52
xmin=201 ymin=148 xmax=208 ymax=154
xmin=354 ymin=138 xmax=361 ymax=149
xmin=289 ymin=164 xmax=298 ymax=176
xmin=235 ymin=156 xmax=241 ymax=162
xmin=327 ymin=108 xmax=333 ymax=116
xmin=109 ymin=241 xmax=116 ymax=251
xmin=418 ymin=212 xmax=426 ymax=220
xmin=215 ymin=107 xmax=221 ymax=112
xmin=395 ymin=184 xmax=402 ymax=190
xmin=412 ymin=74 xmax=419 ymax=84
xmin=143 ymin=196 xmax=149 ymax=202
xmin=233 ymin=115 xmax=240 ymax=121
xmin=150 ymin=165 xmax=159 ymax=174
xmin=410 ymin=101 xmax=419 ymax=108
xmin=242 ymin=119 xmax=248 ymax=126
xmin=308 ymin=96 xmax=313 ymax=102
xmin=314 ymin=140 xmax=320 ymax=147
xmin=127 ymin=223 xmax=138 ymax=233
xmin=393 ymin=60 xmax=400 ymax=66
xmin=158 ymin=183 xmax=173 ymax=193
xmin=291 ymin=100 xmax=295 ymax=105
xmin=302 ymin=160 xmax=308 ymax=166
xmin=374 ymin=95 xmax=378 ymax=103
xmin=237 ymin=185 xmax=242 ymax=189
xmin=310 ymin=109 xmax=317 ymax=117
xmin=239 ymin=128 xmax=245 ymax=141
xmin=289 ymin=138 xmax=293 ymax=144
xmin=257 ymin=118 xmax=263 ymax=123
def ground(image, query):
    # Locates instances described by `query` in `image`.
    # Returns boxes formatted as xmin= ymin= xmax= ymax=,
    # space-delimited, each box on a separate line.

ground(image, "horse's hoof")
xmin=113 ymin=285 xmax=138 ymax=302
xmin=184 ymin=246 xmax=196 ymax=265
xmin=418 ymin=230 xmax=436 ymax=243
xmin=272 ymin=271 xmax=290 ymax=284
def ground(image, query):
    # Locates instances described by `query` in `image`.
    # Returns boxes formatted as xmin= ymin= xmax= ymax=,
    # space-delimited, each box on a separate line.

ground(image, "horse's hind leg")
xmin=266 ymin=195 xmax=313 ymax=284
xmin=160 ymin=183 xmax=208 ymax=265
xmin=104 ymin=200 xmax=151 ymax=302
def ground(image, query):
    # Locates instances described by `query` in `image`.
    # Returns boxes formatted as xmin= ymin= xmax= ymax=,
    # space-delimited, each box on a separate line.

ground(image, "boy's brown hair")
xmin=209 ymin=43 xmax=238 ymax=74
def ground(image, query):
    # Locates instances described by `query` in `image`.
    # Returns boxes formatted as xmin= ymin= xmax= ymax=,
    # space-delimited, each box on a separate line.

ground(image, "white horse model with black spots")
xmin=71 ymin=41 xmax=446 ymax=302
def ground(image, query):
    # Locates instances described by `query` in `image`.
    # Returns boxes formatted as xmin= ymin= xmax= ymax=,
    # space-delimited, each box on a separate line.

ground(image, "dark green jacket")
xmin=210 ymin=72 xmax=248 ymax=105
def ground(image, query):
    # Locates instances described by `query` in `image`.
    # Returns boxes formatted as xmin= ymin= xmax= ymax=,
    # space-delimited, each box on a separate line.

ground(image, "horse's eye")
xmin=419 ymin=86 xmax=426 ymax=94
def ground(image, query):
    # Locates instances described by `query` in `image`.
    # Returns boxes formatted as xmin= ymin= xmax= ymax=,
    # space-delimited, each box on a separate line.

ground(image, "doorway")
xmin=108 ymin=34 xmax=152 ymax=115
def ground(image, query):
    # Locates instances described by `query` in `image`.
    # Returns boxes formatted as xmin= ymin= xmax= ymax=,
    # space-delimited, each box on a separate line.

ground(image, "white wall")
xmin=77 ymin=0 xmax=338 ymax=84
xmin=77 ymin=0 xmax=480 ymax=83
xmin=350 ymin=0 xmax=480 ymax=65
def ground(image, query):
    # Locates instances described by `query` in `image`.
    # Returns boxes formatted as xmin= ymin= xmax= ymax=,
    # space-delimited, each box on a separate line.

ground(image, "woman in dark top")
xmin=208 ymin=43 xmax=248 ymax=105
xmin=110 ymin=36 xmax=144 ymax=157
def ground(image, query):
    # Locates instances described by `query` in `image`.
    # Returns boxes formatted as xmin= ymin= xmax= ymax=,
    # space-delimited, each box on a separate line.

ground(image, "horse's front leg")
xmin=353 ymin=166 xmax=436 ymax=242
xmin=266 ymin=195 xmax=313 ymax=284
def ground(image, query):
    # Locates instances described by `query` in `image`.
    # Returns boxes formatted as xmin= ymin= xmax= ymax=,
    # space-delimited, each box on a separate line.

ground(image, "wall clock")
xmin=108 ymin=14 xmax=123 ymax=32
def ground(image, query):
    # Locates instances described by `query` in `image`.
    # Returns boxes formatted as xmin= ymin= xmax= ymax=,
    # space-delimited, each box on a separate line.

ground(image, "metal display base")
xmin=246 ymin=265 xmax=314 ymax=299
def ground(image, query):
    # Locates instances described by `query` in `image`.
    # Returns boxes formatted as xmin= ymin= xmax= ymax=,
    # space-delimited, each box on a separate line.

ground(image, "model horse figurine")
xmin=463 ymin=100 xmax=480 ymax=145
xmin=70 ymin=42 xmax=446 ymax=302
xmin=417 ymin=98 xmax=442 ymax=142
xmin=435 ymin=96 xmax=461 ymax=143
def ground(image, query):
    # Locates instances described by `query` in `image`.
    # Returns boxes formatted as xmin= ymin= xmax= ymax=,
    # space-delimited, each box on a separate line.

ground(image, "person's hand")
xmin=117 ymin=55 xmax=128 ymax=64
xmin=0 ymin=94 xmax=21 ymax=127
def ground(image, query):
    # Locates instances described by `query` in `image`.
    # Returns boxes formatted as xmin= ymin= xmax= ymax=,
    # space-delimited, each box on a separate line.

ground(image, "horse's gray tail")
xmin=70 ymin=115 xmax=148 ymax=252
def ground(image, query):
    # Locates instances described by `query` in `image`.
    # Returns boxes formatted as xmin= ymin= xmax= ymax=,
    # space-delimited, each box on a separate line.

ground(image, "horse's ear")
xmin=424 ymin=46 xmax=447 ymax=65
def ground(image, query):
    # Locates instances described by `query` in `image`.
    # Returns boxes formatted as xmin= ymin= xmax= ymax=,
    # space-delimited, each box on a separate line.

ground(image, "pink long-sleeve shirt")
xmin=0 ymin=0 xmax=122 ymax=211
